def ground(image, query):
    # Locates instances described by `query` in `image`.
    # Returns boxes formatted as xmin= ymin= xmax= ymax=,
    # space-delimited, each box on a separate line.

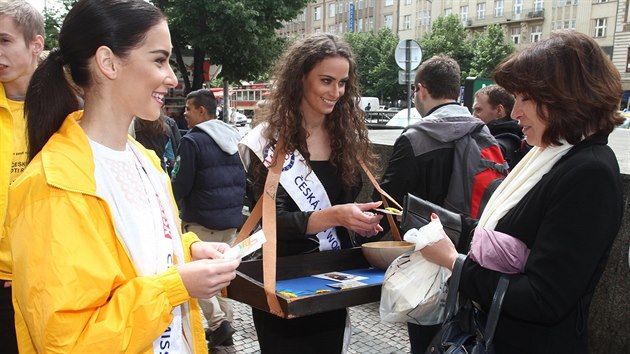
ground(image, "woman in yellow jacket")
xmin=4 ymin=0 xmax=240 ymax=353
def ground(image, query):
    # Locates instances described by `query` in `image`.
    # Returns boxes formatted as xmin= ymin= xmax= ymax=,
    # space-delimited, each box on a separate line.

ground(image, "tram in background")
xmin=211 ymin=82 xmax=271 ymax=119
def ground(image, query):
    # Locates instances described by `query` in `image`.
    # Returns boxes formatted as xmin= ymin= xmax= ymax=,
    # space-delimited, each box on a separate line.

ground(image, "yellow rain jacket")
xmin=5 ymin=111 xmax=208 ymax=353
xmin=0 ymin=82 xmax=18 ymax=280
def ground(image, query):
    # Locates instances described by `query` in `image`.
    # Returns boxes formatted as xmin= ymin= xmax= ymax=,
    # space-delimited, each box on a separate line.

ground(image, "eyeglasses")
xmin=410 ymin=85 xmax=418 ymax=99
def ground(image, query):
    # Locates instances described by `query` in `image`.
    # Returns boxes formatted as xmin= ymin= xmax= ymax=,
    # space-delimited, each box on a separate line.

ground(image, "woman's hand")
xmin=420 ymin=229 xmax=459 ymax=270
xmin=190 ymin=241 xmax=231 ymax=261
xmin=336 ymin=201 xmax=384 ymax=238
xmin=177 ymin=258 xmax=240 ymax=299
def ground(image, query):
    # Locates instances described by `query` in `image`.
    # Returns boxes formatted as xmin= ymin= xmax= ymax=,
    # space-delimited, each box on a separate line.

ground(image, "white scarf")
xmin=478 ymin=142 xmax=573 ymax=230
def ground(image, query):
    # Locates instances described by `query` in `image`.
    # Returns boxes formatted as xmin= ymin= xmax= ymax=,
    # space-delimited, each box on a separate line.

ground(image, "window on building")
xmin=477 ymin=3 xmax=486 ymax=19
xmin=531 ymin=25 xmax=542 ymax=42
xmin=418 ymin=10 xmax=431 ymax=26
xmin=495 ymin=0 xmax=504 ymax=17
xmin=315 ymin=27 xmax=321 ymax=33
xmin=596 ymin=0 xmax=608 ymax=3
xmin=368 ymin=0 xmax=375 ymax=7
xmin=626 ymin=48 xmax=630 ymax=72
xmin=297 ymin=10 xmax=306 ymax=22
xmin=461 ymin=6 xmax=469 ymax=22
xmin=384 ymin=14 xmax=393 ymax=29
xmin=511 ymin=27 xmax=521 ymax=44
xmin=338 ymin=23 xmax=344 ymax=33
xmin=328 ymin=25 xmax=336 ymax=34
xmin=385 ymin=0 xmax=394 ymax=6
xmin=403 ymin=15 xmax=411 ymax=30
xmin=329 ymin=3 xmax=336 ymax=17
xmin=358 ymin=18 xmax=364 ymax=32
xmin=534 ymin=0 xmax=543 ymax=11
xmin=404 ymin=0 xmax=412 ymax=5
xmin=514 ymin=0 xmax=523 ymax=15
xmin=594 ymin=18 xmax=606 ymax=37
xmin=445 ymin=8 xmax=452 ymax=16
xmin=358 ymin=0 xmax=364 ymax=10
xmin=314 ymin=6 xmax=321 ymax=21
xmin=367 ymin=17 xmax=375 ymax=31
xmin=338 ymin=1 xmax=343 ymax=14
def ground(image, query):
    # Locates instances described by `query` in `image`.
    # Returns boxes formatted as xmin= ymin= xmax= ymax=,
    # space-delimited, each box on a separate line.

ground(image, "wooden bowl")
xmin=361 ymin=241 xmax=416 ymax=270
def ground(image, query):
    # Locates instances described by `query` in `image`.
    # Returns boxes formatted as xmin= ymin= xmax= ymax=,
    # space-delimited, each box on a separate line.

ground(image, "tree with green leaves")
xmin=154 ymin=0 xmax=309 ymax=93
xmin=469 ymin=24 xmax=515 ymax=79
xmin=419 ymin=14 xmax=474 ymax=80
xmin=44 ymin=1 xmax=308 ymax=93
xmin=42 ymin=0 xmax=76 ymax=49
xmin=345 ymin=28 xmax=405 ymax=106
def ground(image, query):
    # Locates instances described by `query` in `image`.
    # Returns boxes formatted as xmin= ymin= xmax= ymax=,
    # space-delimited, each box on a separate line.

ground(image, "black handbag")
xmin=426 ymin=255 xmax=509 ymax=354
xmin=400 ymin=193 xmax=464 ymax=249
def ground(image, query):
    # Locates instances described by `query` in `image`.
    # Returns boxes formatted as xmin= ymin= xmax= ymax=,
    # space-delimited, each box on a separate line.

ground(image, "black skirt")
xmin=252 ymin=307 xmax=348 ymax=353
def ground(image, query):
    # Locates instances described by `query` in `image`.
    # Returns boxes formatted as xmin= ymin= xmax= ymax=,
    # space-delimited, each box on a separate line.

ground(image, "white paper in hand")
xmin=224 ymin=230 xmax=266 ymax=260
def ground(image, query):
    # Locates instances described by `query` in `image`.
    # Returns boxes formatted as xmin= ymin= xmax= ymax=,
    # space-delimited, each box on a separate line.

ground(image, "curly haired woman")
xmin=239 ymin=33 xmax=383 ymax=353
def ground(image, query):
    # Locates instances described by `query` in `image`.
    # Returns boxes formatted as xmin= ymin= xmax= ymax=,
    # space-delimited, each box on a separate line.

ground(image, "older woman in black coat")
xmin=421 ymin=30 xmax=625 ymax=354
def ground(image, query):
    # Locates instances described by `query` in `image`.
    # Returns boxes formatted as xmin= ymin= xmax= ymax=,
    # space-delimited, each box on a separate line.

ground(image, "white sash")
xmin=239 ymin=124 xmax=341 ymax=251
xmin=129 ymin=144 xmax=192 ymax=354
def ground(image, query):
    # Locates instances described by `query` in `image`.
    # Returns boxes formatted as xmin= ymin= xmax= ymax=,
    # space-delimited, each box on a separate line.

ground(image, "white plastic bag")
xmin=379 ymin=215 xmax=452 ymax=325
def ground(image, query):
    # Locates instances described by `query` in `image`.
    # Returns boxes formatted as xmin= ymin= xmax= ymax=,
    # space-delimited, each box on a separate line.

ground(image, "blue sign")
xmin=348 ymin=3 xmax=354 ymax=32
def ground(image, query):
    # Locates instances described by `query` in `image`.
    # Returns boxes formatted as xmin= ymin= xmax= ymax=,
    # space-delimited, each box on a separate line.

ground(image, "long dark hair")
xmin=24 ymin=0 xmax=165 ymax=161
xmin=265 ymin=33 xmax=376 ymax=188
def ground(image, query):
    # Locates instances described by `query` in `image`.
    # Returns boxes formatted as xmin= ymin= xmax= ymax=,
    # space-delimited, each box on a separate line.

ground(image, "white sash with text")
xmin=239 ymin=124 xmax=341 ymax=251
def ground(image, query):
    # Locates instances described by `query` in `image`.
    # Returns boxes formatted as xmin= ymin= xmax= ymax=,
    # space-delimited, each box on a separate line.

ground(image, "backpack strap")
xmin=478 ymin=177 xmax=505 ymax=217
xmin=479 ymin=158 xmax=509 ymax=176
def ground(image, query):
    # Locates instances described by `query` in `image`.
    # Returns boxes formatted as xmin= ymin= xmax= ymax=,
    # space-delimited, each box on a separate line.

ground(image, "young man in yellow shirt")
xmin=0 ymin=1 xmax=44 ymax=352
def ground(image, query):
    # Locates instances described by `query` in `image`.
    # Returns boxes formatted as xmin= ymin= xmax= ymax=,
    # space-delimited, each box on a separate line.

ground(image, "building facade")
xmin=280 ymin=0 xmax=630 ymax=92
xmin=614 ymin=1 xmax=630 ymax=95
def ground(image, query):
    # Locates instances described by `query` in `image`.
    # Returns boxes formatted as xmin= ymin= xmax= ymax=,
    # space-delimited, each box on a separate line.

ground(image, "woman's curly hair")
xmin=263 ymin=33 xmax=377 ymax=188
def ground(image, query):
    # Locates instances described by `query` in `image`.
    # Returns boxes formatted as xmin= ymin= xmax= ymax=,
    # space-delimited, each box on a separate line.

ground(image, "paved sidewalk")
xmin=211 ymin=299 xmax=410 ymax=354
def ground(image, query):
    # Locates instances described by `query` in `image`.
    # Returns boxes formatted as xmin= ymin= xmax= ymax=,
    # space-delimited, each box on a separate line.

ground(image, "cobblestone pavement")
xmin=211 ymin=299 xmax=410 ymax=354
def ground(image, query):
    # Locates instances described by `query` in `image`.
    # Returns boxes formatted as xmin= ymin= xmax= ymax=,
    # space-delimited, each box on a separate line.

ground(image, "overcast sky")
xmin=27 ymin=0 xmax=60 ymax=13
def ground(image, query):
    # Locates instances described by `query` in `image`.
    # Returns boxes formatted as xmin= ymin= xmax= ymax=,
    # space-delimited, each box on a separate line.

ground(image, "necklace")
xmin=6 ymin=95 xmax=26 ymax=102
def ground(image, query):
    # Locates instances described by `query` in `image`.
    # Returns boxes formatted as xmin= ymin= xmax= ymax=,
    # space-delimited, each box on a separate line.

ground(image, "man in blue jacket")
xmin=172 ymin=89 xmax=246 ymax=348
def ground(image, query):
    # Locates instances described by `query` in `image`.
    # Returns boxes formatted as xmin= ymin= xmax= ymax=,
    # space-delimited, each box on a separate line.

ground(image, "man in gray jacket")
xmin=172 ymin=89 xmax=246 ymax=348
xmin=374 ymin=55 xmax=504 ymax=354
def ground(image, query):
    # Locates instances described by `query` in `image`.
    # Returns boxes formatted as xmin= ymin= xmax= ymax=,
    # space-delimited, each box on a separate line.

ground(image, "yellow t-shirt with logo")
xmin=7 ymin=99 xmax=28 ymax=184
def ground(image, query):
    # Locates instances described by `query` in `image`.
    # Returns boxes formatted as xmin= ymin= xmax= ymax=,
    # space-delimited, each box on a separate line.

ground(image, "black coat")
xmin=487 ymin=116 xmax=529 ymax=170
xmin=459 ymin=134 xmax=624 ymax=353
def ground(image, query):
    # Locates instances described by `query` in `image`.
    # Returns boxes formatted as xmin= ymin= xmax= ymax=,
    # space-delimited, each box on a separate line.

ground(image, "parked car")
xmin=365 ymin=110 xmax=396 ymax=124
xmin=359 ymin=97 xmax=380 ymax=112
xmin=230 ymin=111 xmax=248 ymax=127
xmin=218 ymin=107 xmax=248 ymax=127
xmin=386 ymin=108 xmax=422 ymax=127
xmin=620 ymin=110 xmax=630 ymax=129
